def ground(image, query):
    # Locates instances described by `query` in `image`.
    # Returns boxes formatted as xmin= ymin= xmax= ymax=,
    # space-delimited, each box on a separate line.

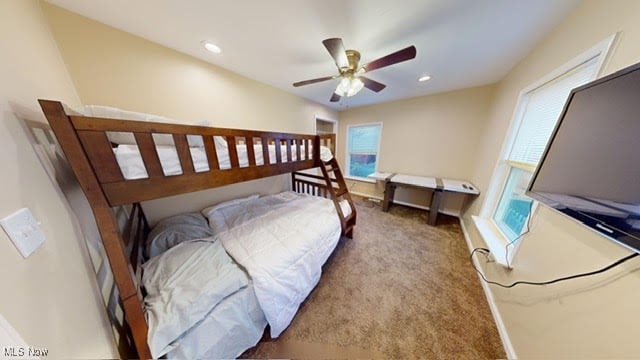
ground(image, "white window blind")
xmin=508 ymin=56 xmax=599 ymax=166
xmin=348 ymin=124 xmax=381 ymax=154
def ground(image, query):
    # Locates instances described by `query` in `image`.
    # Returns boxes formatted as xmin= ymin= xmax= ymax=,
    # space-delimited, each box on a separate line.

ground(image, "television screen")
xmin=527 ymin=61 xmax=640 ymax=252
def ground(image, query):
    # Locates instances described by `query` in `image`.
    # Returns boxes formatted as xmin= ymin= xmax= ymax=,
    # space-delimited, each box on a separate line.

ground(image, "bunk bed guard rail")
xmin=40 ymin=101 xmax=334 ymax=206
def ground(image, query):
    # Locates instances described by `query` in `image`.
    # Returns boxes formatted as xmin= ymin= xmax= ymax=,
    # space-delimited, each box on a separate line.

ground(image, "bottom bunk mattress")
xmin=203 ymin=191 xmax=347 ymax=337
xmin=142 ymin=192 xmax=347 ymax=358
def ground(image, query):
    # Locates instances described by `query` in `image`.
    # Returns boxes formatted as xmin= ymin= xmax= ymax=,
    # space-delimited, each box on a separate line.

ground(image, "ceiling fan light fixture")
xmin=202 ymin=41 xmax=222 ymax=54
xmin=293 ymin=38 xmax=416 ymax=102
xmin=335 ymin=77 xmax=364 ymax=97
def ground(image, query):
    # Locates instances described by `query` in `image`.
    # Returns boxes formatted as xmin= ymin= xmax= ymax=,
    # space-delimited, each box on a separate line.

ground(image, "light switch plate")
xmin=1 ymin=208 xmax=45 ymax=258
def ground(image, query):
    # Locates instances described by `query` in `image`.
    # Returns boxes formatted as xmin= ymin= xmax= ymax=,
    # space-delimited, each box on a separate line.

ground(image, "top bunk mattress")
xmin=114 ymin=143 xmax=333 ymax=180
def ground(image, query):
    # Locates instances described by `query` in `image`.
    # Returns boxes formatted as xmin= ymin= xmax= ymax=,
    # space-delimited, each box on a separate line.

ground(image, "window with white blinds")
xmin=475 ymin=34 xmax=614 ymax=267
xmin=508 ymin=56 xmax=600 ymax=167
xmin=346 ymin=123 xmax=382 ymax=179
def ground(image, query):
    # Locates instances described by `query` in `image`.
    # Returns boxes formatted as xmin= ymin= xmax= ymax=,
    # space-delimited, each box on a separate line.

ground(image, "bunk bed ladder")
xmin=319 ymin=157 xmax=357 ymax=238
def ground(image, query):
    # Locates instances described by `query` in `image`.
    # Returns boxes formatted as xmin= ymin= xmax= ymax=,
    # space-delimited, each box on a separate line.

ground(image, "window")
xmin=493 ymin=167 xmax=534 ymax=242
xmin=495 ymin=56 xmax=601 ymax=241
xmin=474 ymin=35 xmax=615 ymax=266
xmin=345 ymin=123 xmax=382 ymax=180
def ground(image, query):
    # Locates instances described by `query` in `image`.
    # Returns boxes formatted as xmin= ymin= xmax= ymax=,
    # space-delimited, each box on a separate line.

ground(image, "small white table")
xmin=369 ymin=172 xmax=479 ymax=226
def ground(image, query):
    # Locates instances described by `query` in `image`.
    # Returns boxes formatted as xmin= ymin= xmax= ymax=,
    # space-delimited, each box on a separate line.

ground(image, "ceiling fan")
xmin=293 ymin=38 xmax=417 ymax=102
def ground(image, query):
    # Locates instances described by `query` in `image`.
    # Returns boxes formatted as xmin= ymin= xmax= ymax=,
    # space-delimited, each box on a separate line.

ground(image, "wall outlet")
xmin=1 ymin=208 xmax=45 ymax=258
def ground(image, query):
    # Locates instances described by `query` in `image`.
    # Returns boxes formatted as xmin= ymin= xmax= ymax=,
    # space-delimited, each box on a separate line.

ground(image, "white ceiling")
xmin=46 ymin=0 xmax=581 ymax=110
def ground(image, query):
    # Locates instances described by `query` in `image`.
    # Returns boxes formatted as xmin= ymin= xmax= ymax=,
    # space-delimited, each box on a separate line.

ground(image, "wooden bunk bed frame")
xmin=38 ymin=100 xmax=356 ymax=359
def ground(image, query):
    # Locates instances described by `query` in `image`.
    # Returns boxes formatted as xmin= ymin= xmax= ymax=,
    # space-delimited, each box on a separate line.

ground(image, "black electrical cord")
xmin=470 ymin=247 xmax=639 ymax=288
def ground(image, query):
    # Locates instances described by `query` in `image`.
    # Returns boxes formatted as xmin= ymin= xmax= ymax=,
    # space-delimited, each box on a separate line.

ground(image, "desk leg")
xmin=383 ymin=182 xmax=396 ymax=212
xmin=428 ymin=189 xmax=444 ymax=226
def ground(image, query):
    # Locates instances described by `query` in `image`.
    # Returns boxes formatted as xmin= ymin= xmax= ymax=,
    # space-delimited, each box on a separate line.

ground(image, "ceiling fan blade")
xmin=362 ymin=45 xmax=417 ymax=73
xmin=293 ymin=75 xmax=336 ymax=87
xmin=330 ymin=93 xmax=341 ymax=102
xmin=360 ymin=76 xmax=386 ymax=92
xmin=323 ymin=38 xmax=349 ymax=69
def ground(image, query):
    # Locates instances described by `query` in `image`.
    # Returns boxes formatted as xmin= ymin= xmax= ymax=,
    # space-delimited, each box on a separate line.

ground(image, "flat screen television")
xmin=526 ymin=61 xmax=640 ymax=252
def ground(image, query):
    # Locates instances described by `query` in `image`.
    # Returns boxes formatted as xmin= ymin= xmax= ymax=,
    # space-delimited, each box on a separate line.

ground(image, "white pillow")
xmin=81 ymin=105 xmax=227 ymax=149
xmin=201 ymin=194 xmax=260 ymax=217
xmin=142 ymin=239 xmax=248 ymax=358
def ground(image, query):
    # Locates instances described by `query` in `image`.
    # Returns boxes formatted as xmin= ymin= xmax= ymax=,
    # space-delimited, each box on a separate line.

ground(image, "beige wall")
xmin=338 ymin=85 xmax=495 ymax=213
xmin=22 ymin=0 xmax=640 ymax=357
xmin=0 ymin=1 xmax=117 ymax=357
xmin=42 ymin=3 xmax=337 ymax=223
xmin=464 ymin=0 xmax=640 ymax=357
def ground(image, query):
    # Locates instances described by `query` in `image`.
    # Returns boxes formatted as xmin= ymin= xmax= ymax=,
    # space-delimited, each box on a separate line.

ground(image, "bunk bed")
xmin=38 ymin=100 xmax=357 ymax=359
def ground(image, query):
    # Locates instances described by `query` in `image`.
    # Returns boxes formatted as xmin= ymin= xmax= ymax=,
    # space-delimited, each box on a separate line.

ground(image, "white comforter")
xmin=207 ymin=192 xmax=342 ymax=337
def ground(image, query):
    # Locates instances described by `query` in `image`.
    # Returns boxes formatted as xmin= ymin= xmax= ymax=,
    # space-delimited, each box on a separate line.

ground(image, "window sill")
xmin=472 ymin=216 xmax=514 ymax=268
xmin=344 ymin=175 xmax=376 ymax=184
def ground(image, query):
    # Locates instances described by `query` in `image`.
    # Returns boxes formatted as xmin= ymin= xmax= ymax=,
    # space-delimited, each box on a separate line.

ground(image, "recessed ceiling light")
xmin=202 ymin=41 xmax=222 ymax=54
xmin=418 ymin=74 xmax=431 ymax=82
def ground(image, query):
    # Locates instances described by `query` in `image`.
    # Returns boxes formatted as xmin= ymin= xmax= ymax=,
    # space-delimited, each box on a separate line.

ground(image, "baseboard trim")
xmin=351 ymin=191 xmax=459 ymax=217
xmin=459 ymin=218 xmax=517 ymax=359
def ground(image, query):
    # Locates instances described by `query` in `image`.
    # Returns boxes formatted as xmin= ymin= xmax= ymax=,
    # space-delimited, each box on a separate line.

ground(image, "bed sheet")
xmin=113 ymin=144 xmax=333 ymax=180
xmin=166 ymin=284 xmax=267 ymax=360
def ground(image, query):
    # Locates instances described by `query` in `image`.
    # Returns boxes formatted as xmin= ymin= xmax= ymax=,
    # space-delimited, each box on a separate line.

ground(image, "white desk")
xmin=392 ymin=174 xmax=437 ymax=188
xmin=369 ymin=172 xmax=479 ymax=225
xmin=367 ymin=172 xmax=394 ymax=182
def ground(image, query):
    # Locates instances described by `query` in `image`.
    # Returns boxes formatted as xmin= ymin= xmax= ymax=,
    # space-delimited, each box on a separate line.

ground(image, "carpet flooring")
xmin=242 ymin=197 xmax=505 ymax=359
